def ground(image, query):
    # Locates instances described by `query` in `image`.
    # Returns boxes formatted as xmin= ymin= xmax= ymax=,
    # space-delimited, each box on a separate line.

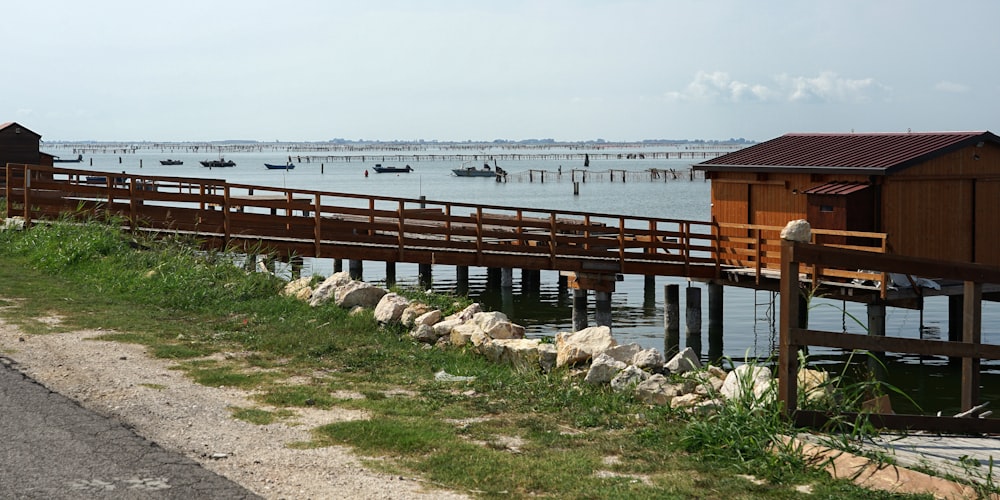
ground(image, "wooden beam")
xmin=778 ymin=239 xmax=800 ymax=415
xmin=962 ymin=281 xmax=982 ymax=411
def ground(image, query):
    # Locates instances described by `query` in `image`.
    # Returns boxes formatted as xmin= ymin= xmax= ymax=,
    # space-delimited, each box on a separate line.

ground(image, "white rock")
xmin=632 ymin=348 xmax=665 ymax=372
xmin=413 ymin=309 xmax=442 ymax=328
xmin=308 ymin=271 xmax=352 ymax=307
xmin=664 ymin=347 xmax=702 ymax=374
xmin=479 ymin=338 xmax=547 ymax=372
xmin=610 ymin=365 xmax=649 ymax=392
xmin=603 ymin=343 xmax=642 ymax=364
xmin=472 ymin=311 xmax=523 ymax=340
xmin=410 ymin=324 xmax=439 ymax=343
xmin=780 ymin=219 xmax=811 ymax=242
xmin=584 ymin=353 xmax=627 ymax=385
xmin=281 ymin=277 xmax=313 ymax=299
xmin=720 ymin=364 xmax=774 ymax=406
xmin=334 ymin=281 xmax=387 ymax=309
xmin=432 ymin=318 xmax=463 ymax=338
xmin=373 ymin=293 xmax=410 ymax=323
xmin=555 ymin=326 xmax=616 ymax=368
xmin=400 ymin=303 xmax=432 ymax=327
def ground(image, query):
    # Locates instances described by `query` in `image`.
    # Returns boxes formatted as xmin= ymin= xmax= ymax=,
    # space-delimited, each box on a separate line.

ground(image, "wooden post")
xmin=948 ymin=294 xmax=963 ymax=366
xmin=333 ymin=259 xmax=343 ymax=273
xmin=708 ymin=282 xmax=724 ymax=363
xmin=685 ymin=286 xmax=702 ymax=357
xmin=501 ymin=268 xmax=513 ymax=289
xmin=418 ymin=263 xmax=432 ymax=289
xmin=456 ymin=265 xmax=469 ymax=295
xmin=778 ymin=239 xmax=800 ymax=415
xmin=867 ymin=303 xmax=887 ymax=381
xmin=664 ymin=284 xmax=680 ymax=356
xmin=595 ymin=291 xmax=612 ymax=327
xmin=962 ymin=281 xmax=982 ymax=411
xmin=385 ymin=261 xmax=396 ymax=287
xmin=572 ymin=289 xmax=588 ymax=331
xmin=349 ymin=259 xmax=363 ymax=280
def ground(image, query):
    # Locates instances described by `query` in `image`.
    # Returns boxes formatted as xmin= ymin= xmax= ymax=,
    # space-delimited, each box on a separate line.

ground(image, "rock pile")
xmin=282 ymin=272 xmax=831 ymax=411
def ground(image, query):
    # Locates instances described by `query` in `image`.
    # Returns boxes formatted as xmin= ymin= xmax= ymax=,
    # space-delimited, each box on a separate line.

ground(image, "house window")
xmin=820 ymin=205 xmax=834 ymax=213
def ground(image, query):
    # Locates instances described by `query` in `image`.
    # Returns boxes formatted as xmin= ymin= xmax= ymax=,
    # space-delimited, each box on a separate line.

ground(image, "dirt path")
xmin=0 ymin=320 xmax=468 ymax=500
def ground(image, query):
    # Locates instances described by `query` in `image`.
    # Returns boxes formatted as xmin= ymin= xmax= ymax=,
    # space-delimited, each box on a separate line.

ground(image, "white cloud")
xmin=667 ymin=71 xmax=890 ymax=104
xmin=934 ymin=81 xmax=970 ymax=93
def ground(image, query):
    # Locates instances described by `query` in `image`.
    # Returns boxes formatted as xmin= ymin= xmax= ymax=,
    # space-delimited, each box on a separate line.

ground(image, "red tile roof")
xmin=695 ymin=131 xmax=999 ymax=174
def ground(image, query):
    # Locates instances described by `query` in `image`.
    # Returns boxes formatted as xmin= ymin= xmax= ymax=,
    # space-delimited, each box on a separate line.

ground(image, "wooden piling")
xmin=708 ymin=283 xmax=724 ymax=363
xmin=572 ymin=289 xmax=588 ymax=331
xmin=664 ymin=284 xmax=680 ymax=356
xmin=418 ymin=263 xmax=432 ymax=289
xmin=501 ymin=267 xmax=513 ymax=289
xmin=685 ymin=286 xmax=702 ymax=358
xmin=595 ymin=291 xmax=612 ymax=327
xmin=385 ymin=261 xmax=396 ymax=287
xmin=867 ymin=303 xmax=886 ymax=379
xmin=349 ymin=259 xmax=363 ymax=280
xmin=456 ymin=265 xmax=469 ymax=295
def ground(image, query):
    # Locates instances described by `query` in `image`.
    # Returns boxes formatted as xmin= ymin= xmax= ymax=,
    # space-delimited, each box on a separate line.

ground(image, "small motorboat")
xmin=453 ymin=161 xmax=502 ymax=177
xmin=200 ymin=159 xmax=236 ymax=168
xmin=265 ymin=163 xmax=295 ymax=170
xmin=371 ymin=164 xmax=413 ymax=173
xmin=160 ymin=159 xmax=183 ymax=165
xmin=53 ymin=154 xmax=84 ymax=163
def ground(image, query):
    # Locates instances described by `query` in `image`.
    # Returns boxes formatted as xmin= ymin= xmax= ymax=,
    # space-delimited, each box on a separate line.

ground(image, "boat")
xmin=53 ymin=154 xmax=83 ymax=163
xmin=160 ymin=159 xmax=183 ymax=165
xmin=200 ymin=159 xmax=236 ymax=168
xmin=452 ymin=161 xmax=502 ymax=177
xmin=265 ymin=163 xmax=295 ymax=170
xmin=371 ymin=164 xmax=413 ymax=173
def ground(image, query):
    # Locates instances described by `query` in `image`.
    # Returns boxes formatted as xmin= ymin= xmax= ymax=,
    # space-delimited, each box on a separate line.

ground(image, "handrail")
xmin=778 ymin=239 xmax=1000 ymax=433
xmin=5 ymin=164 xmax=894 ymax=287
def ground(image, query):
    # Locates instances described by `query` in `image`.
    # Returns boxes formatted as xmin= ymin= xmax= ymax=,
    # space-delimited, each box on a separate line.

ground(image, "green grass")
xmin=0 ymin=217 xmax=941 ymax=499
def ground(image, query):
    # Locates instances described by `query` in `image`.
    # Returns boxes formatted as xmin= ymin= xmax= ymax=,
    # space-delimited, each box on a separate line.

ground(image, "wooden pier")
xmin=6 ymin=163 xmax=999 ymax=431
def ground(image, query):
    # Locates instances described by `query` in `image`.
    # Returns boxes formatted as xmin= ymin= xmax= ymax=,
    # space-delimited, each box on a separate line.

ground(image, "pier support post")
xmin=456 ymin=265 xmax=469 ymax=295
xmin=333 ymin=259 xmax=343 ymax=273
xmin=572 ymin=289 xmax=589 ymax=332
xmin=486 ymin=268 xmax=501 ymax=290
xmin=522 ymin=269 xmax=541 ymax=294
xmin=558 ymin=274 xmax=568 ymax=294
xmin=418 ymin=263 xmax=432 ymax=289
xmin=948 ymin=294 xmax=963 ymax=365
xmin=867 ymin=303 xmax=887 ymax=380
xmin=685 ymin=286 xmax=702 ymax=358
xmin=664 ymin=284 xmax=680 ymax=356
xmin=287 ymin=256 xmax=303 ymax=279
xmin=595 ymin=291 xmax=612 ymax=328
xmin=708 ymin=282 xmax=724 ymax=363
xmin=385 ymin=262 xmax=396 ymax=288
xmin=349 ymin=260 xmax=363 ymax=280
xmin=501 ymin=268 xmax=514 ymax=290
xmin=643 ymin=275 xmax=656 ymax=312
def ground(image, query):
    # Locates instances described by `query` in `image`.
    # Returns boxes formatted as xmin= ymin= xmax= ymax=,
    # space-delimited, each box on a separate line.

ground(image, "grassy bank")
xmin=0 ymin=217 xmax=929 ymax=499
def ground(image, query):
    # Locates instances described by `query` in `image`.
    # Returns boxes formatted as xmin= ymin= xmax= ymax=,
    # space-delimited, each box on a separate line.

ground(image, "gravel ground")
xmin=0 ymin=318 xmax=468 ymax=500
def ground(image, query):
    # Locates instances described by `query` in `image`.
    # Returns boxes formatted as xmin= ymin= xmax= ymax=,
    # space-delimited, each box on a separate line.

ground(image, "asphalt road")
xmin=0 ymin=356 xmax=260 ymax=499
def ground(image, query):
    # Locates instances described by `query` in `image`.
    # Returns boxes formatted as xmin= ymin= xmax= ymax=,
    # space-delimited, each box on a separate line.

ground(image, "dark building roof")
xmin=0 ymin=121 xmax=41 ymax=138
xmin=694 ymin=131 xmax=1000 ymax=175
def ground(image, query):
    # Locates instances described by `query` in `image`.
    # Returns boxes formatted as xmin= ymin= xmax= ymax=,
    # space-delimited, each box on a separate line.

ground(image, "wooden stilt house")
xmin=0 ymin=122 xmax=44 ymax=168
xmin=693 ymin=131 xmax=1000 ymax=268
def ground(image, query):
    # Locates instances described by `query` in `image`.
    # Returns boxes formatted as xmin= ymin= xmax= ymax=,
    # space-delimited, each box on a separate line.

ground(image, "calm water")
xmin=44 ymin=144 xmax=999 ymax=413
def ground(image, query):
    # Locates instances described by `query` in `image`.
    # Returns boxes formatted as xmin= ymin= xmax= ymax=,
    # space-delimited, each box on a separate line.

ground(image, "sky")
xmin=4 ymin=0 xmax=1000 ymax=142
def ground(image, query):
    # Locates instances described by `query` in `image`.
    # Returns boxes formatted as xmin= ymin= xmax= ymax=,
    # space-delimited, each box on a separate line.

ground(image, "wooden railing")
xmin=4 ymin=164 xmax=722 ymax=279
xmin=716 ymin=222 xmax=888 ymax=295
xmin=778 ymin=239 xmax=1000 ymax=433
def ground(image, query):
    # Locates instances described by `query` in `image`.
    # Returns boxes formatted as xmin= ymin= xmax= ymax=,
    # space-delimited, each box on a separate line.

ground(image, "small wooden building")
xmin=0 ymin=122 xmax=44 ymax=167
xmin=694 ymin=131 xmax=1000 ymax=267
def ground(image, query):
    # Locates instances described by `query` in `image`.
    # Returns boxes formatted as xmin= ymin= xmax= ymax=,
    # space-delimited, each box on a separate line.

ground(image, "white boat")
xmin=452 ymin=161 xmax=503 ymax=177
